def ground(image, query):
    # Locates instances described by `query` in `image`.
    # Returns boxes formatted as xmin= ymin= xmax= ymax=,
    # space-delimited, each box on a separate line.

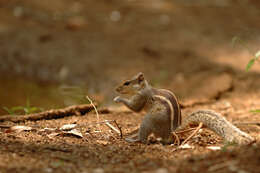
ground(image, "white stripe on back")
xmin=153 ymin=95 xmax=174 ymax=131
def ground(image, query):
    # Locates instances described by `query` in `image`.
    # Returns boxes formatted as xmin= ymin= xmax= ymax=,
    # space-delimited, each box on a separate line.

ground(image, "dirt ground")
xmin=0 ymin=102 xmax=260 ymax=173
xmin=0 ymin=0 xmax=260 ymax=173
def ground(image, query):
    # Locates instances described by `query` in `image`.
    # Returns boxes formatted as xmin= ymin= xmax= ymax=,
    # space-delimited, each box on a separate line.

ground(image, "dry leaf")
xmin=8 ymin=126 xmax=32 ymax=133
xmin=39 ymin=127 xmax=57 ymax=132
xmin=63 ymin=129 xmax=83 ymax=138
xmin=47 ymin=132 xmax=60 ymax=138
xmin=60 ymin=124 xmax=77 ymax=131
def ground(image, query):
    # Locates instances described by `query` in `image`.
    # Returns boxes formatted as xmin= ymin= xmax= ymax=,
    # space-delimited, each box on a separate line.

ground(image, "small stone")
xmin=229 ymin=165 xmax=237 ymax=172
xmin=93 ymin=168 xmax=104 ymax=173
xmin=238 ymin=170 xmax=249 ymax=173
xmin=13 ymin=6 xmax=23 ymax=17
xmin=110 ymin=11 xmax=121 ymax=22
xmin=155 ymin=168 xmax=168 ymax=173
xmin=160 ymin=14 xmax=170 ymax=25
xmin=44 ymin=168 xmax=53 ymax=173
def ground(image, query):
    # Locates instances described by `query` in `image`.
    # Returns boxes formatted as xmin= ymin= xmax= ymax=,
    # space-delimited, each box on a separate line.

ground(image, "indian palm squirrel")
xmin=114 ymin=72 xmax=254 ymax=145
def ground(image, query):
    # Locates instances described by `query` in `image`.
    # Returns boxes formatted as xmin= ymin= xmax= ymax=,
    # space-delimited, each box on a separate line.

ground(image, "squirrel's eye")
xmin=124 ymin=81 xmax=130 ymax=86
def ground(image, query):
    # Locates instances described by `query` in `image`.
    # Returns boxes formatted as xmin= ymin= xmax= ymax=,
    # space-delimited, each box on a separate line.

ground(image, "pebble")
xmin=155 ymin=168 xmax=168 ymax=173
xmin=93 ymin=168 xmax=104 ymax=173
xmin=44 ymin=168 xmax=53 ymax=173
xmin=110 ymin=11 xmax=121 ymax=22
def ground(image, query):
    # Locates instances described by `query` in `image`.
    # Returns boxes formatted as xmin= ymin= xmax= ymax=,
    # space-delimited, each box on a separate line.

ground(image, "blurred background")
xmin=0 ymin=0 xmax=260 ymax=115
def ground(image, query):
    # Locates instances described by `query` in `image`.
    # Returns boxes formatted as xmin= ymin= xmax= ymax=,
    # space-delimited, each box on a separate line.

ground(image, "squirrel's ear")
xmin=138 ymin=72 xmax=144 ymax=82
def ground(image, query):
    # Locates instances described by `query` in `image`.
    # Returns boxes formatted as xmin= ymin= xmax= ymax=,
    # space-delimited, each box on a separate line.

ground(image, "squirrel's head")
xmin=115 ymin=72 xmax=146 ymax=94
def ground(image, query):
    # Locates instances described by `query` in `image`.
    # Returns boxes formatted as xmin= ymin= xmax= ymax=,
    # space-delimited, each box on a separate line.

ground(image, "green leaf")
xmin=2 ymin=107 xmax=14 ymax=114
xmin=250 ymin=109 xmax=260 ymax=113
xmin=28 ymin=107 xmax=41 ymax=113
xmin=11 ymin=106 xmax=26 ymax=111
xmin=246 ymin=59 xmax=255 ymax=71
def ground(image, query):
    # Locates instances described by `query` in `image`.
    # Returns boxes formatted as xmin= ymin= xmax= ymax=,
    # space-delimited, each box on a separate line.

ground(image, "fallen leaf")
xmin=7 ymin=126 xmax=32 ymax=133
xmin=62 ymin=129 xmax=83 ymax=138
xmin=60 ymin=124 xmax=77 ymax=131
xmin=47 ymin=132 xmax=60 ymax=138
xmin=39 ymin=127 xmax=57 ymax=132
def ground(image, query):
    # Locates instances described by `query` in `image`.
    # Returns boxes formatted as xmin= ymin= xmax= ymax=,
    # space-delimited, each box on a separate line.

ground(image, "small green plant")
xmin=2 ymin=99 xmax=43 ymax=115
xmin=3 ymin=106 xmax=23 ymax=115
xmin=250 ymin=109 xmax=260 ymax=113
xmin=232 ymin=36 xmax=260 ymax=71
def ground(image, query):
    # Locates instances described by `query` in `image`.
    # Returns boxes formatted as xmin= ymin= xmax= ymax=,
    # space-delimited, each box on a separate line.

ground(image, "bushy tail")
xmin=178 ymin=110 xmax=254 ymax=145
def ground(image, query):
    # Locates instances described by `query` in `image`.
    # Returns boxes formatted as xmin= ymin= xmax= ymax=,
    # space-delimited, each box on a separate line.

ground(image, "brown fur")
xmin=115 ymin=73 xmax=254 ymax=145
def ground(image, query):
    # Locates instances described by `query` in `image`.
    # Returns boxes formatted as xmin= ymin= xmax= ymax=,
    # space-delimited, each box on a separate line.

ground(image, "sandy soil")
xmin=0 ymin=100 xmax=260 ymax=173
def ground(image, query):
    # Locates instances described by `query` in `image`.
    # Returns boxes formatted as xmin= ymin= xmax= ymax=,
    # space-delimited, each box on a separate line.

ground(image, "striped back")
xmin=153 ymin=88 xmax=182 ymax=131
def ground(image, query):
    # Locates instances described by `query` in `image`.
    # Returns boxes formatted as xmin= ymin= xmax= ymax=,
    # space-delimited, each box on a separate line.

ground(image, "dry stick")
xmin=0 ymin=104 xmax=95 ymax=123
xmin=172 ymin=132 xmax=180 ymax=146
xmin=88 ymin=120 xmax=115 ymax=125
xmin=113 ymin=120 xmax=123 ymax=139
xmin=105 ymin=120 xmax=120 ymax=134
xmin=182 ymin=122 xmax=203 ymax=145
xmin=86 ymin=96 xmax=101 ymax=131
xmin=81 ymin=119 xmax=123 ymax=138
xmin=175 ymin=127 xmax=199 ymax=134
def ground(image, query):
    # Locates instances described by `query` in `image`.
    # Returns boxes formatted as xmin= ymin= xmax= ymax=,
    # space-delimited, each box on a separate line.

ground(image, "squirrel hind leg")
xmin=137 ymin=114 xmax=156 ymax=143
xmin=154 ymin=127 xmax=172 ymax=144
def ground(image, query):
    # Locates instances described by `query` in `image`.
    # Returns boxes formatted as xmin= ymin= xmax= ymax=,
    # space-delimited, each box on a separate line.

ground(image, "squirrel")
xmin=114 ymin=72 xmax=254 ymax=145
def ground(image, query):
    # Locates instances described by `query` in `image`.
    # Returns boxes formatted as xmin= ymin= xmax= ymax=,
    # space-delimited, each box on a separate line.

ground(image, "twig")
xmin=88 ymin=120 xmax=115 ymax=125
xmin=113 ymin=120 xmax=123 ymax=139
xmin=182 ymin=122 xmax=203 ymax=145
xmin=86 ymin=96 xmax=101 ymax=131
xmin=175 ymin=127 xmax=199 ymax=134
xmin=0 ymin=104 xmax=95 ymax=123
xmin=105 ymin=120 xmax=120 ymax=134
xmin=172 ymin=132 xmax=180 ymax=146
xmin=87 ymin=119 xmax=123 ymax=138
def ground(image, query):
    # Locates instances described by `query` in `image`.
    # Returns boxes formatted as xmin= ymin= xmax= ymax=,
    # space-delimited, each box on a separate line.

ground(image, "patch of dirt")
xmin=0 ymin=99 xmax=259 ymax=173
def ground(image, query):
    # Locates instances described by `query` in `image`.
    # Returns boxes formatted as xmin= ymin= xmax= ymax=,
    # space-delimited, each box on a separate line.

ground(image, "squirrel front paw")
xmin=113 ymin=96 xmax=122 ymax=103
